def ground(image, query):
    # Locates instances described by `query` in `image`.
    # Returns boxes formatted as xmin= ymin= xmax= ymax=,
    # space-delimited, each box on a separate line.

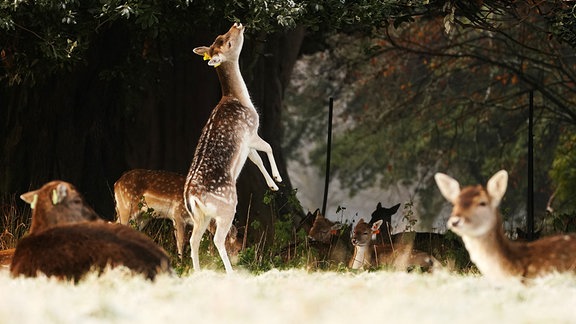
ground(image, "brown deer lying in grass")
xmin=435 ymin=170 xmax=576 ymax=282
xmin=114 ymin=169 xmax=242 ymax=260
xmin=10 ymin=180 xmax=171 ymax=281
xmin=349 ymin=218 xmax=437 ymax=272
xmin=307 ymin=210 xmax=352 ymax=268
xmin=184 ymin=23 xmax=282 ymax=273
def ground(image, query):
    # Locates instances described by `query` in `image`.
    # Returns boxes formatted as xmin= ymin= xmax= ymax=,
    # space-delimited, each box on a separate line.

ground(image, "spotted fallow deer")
xmin=435 ymin=170 xmax=576 ymax=282
xmin=11 ymin=180 xmax=171 ymax=281
xmin=114 ymin=169 xmax=241 ymax=260
xmin=349 ymin=218 xmax=437 ymax=272
xmin=184 ymin=23 xmax=282 ymax=273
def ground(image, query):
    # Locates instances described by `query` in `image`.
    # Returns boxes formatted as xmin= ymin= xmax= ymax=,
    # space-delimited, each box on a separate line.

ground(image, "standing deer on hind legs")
xmin=185 ymin=23 xmax=282 ymax=273
xmin=435 ymin=170 xmax=576 ymax=283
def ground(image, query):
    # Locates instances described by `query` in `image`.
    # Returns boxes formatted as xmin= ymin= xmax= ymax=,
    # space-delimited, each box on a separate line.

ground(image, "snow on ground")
xmin=1 ymin=268 xmax=575 ymax=324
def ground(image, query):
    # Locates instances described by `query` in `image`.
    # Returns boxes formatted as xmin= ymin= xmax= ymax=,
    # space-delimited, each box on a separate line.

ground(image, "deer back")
xmin=114 ymin=169 xmax=189 ymax=225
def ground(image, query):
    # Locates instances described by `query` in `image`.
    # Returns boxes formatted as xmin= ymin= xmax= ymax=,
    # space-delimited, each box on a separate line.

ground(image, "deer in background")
xmin=114 ymin=169 xmax=242 ymax=260
xmin=11 ymin=180 xmax=171 ymax=281
xmin=185 ymin=23 xmax=282 ymax=273
xmin=435 ymin=170 xmax=576 ymax=283
xmin=307 ymin=210 xmax=352 ymax=267
xmin=369 ymin=202 xmax=400 ymax=239
xmin=349 ymin=218 xmax=437 ymax=272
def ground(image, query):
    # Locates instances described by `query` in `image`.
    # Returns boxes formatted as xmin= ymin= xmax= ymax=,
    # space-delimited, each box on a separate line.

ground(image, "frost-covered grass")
xmin=1 ymin=268 xmax=575 ymax=324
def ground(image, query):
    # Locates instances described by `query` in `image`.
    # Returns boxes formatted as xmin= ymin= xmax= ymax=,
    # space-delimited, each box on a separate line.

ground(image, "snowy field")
xmin=1 ymin=268 xmax=575 ymax=324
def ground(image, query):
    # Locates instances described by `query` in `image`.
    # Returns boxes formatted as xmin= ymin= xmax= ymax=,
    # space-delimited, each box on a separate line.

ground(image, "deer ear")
xmin=372 ymin=220 xmax=383 ymax=232
xmin=487 ymin=170 xmax=508 ymax=207
xmin=51 ymin=183 xmax=68 ymax=205
xmin=435 ymin=172 xmax=461 ymax=204
xmin=21 ymin=190 xmax=39 ymax=209
xmin=207 ymin=54 xmax=222 ymax=67
xmin=390 ymin=203 xmax=401 ymax=214
xmin=193 ymin=46 xmax=210 ymax=57
xmin=330 ymin=223 xmax=344 ymax=231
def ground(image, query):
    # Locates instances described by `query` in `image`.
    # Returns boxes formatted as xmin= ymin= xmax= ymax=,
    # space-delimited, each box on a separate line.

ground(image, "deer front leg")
xmin=173 ymin=217 xmax=187 ymax=260
xmin=248 ymin=149 xmax=279 ymax=191
xmin=249 ymin=136 xmax=283 ymax=184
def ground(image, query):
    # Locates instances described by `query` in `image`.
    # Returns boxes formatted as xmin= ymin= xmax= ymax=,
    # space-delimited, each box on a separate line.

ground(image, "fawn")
xmin=114 ymin=169 xmax=242 ymax=260
xmin=435 ymin=170 xmax=576 ymax=282
xmin=11 ymin=180 xmax=171 ymax=281
xmin=184 ymin=23 xmax=282 ymax=273
xmin=349 ymin=218 xmax=437 ymax=272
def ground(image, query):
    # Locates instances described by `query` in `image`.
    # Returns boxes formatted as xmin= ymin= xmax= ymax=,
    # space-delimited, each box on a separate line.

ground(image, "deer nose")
xmin=448 ymin=216 xmax=461 ymax=228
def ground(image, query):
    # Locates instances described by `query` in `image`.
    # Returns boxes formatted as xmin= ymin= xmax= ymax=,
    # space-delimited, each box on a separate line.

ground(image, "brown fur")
xmin=11 ymin=222 xmax=171 ymax=281
xmin=436 ymin=170 xmax=576 ymax=282
xmin=0 ymin=248 xmax=15 ymax=268
xmin=20 ymin=180 xmax=100 ymax=233
xmin=114 ymin=169 xmax=242 ymax=259
xmin=11 ymin=180 xmax=171 ymax=281
xmin=307 ymin=210 xmax=352 ymax=267
xmin=349 ymin=218 xmax=437 ymax=272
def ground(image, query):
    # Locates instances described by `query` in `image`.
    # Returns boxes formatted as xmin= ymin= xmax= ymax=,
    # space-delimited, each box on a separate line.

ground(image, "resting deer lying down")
xmin=435 ymin=170 xmax=576 ymax=282
xmin=114 ymin=169 xmax=242 ymax=260
xmin=307 ymin=210 xmax=352 ymax=267
xmin=349 ymin=218 xmax=437 ymax=272
xmin=10 ymin=180 xmax=171 ymax=281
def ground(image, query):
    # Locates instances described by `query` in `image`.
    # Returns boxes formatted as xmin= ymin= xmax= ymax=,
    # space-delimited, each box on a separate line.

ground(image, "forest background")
xmin=1 ymin=0 xmax=576 ymax=247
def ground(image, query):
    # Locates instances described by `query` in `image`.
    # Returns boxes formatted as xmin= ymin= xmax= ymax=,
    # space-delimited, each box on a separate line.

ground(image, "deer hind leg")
xmin=213 ymin=214 xmax=235 ymax=273
xmin=189 ymin=214 xmax=210 ymax=271
xmin=249 ymin=136 xmax=282 ymax=183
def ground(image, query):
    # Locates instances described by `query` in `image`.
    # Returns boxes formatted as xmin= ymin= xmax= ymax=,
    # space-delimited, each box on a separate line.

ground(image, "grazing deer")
xmin=435 ymin=170 xmax=576 ymax=282
xmin=307 ymin=210 xmax=352 ymax=267
xmin=114 ymin=169 xmax=242 ymax=260
xmin=184 ymin=23 xmax=282 ymax=273
xmin=349 ymin=218 xmax=437 ymax=272
xmin=11 ymin=181 xmax=171 ymax=281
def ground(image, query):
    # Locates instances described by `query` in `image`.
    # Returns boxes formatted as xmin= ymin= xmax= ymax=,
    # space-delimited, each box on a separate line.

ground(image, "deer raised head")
xmin=114 ymin=169 xmax=242 ymax=260
xmin=11 ymin=180 xmax=171 ymax=281
xmin=435 ymin=170 xmax=576 ymax=282
xmin=185 ymin=23 xmax=282 ymax=273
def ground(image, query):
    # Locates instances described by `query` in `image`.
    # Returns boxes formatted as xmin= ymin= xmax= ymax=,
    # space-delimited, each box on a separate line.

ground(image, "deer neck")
xmin=349 ymin=244 xmax=372 ymax=269
xmin=215 ymin=61 xmax=251 ymax=108
xmin=461 ymin=219 xmax=522 ymax=281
